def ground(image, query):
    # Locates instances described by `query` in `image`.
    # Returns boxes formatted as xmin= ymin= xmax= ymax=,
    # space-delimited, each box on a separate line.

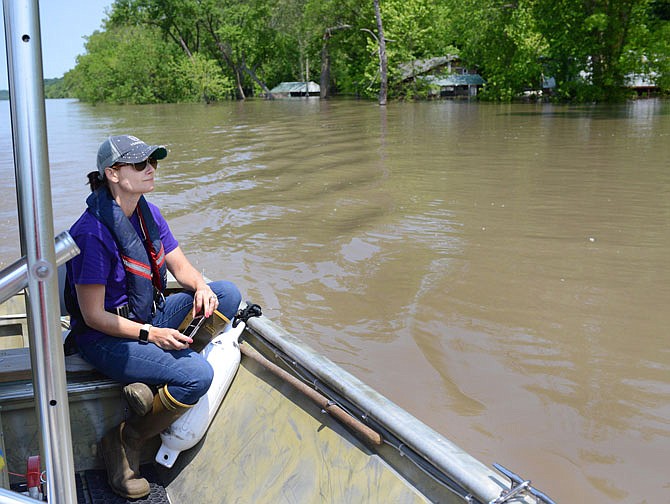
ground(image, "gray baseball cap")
xmin=97 ymin=135 xmax=168 ymax=175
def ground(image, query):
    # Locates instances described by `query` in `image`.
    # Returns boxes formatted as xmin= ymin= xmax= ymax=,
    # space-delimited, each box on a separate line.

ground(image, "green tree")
xmin=636 ymin=0 xmax=670 ymax=92
xmin=364 ymin=0 xmax=461 ymax=100
xmin=167 ymin=53 xmax=234 ymax=103
xmin=63 ymin=0 xmax=670 ymax=103
xmin=44 ymin=78 xmax=71 ymax=99
xmin=303 ymin=0 xmax=366 ymax=96
xmin=271 ymin=0 xmax=311 ymax=85
xmin=66 ymin=26 xmax=181 ymax=104
xmin=447 ymin=0 xmax=545 ymax=100
xmin=531 ymin=0 xmax=653 ymax=101
xmin=106 ymin=0 xmax=300 ymax=99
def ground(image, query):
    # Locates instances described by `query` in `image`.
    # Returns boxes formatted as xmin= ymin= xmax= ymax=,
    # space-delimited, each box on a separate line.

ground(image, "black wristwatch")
xmin=139 ymin=323 xmax=151 ymax=344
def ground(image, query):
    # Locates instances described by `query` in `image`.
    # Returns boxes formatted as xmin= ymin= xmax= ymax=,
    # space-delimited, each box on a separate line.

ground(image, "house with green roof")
xmin=399 ymin=56 xmax=485 ymax=97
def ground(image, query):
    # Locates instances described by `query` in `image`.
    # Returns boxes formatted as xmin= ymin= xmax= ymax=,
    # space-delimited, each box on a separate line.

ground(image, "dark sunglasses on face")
xmin=113 ymin=157 xmax=158 ymax=171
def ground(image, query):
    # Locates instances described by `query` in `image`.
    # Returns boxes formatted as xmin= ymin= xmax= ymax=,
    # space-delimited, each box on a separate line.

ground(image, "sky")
xmin=1 ymin=0 xmax=112 ymax=90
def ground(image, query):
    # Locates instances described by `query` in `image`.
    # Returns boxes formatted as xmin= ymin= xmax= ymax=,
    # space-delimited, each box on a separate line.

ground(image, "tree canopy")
xmin=59 ymin=0 xmax=669 ymax=103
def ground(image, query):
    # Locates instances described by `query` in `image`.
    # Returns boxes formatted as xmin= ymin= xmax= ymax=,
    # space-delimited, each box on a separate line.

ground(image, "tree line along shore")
xmin=6 ymin=0 xmax=670 ymax=104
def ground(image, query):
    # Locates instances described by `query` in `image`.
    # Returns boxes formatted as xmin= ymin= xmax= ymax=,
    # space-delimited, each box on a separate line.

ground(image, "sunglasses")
xmin=113 ymin=157 xmax=158 ymax=171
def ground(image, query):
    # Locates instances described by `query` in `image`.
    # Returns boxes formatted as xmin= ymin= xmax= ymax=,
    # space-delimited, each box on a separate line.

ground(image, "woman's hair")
xmin=87 ymin=170 xmax=107 ymax=192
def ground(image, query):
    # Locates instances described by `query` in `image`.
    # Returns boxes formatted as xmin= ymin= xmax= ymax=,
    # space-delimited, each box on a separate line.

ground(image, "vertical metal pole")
xmin=3 ymin=1 xmax=78 ymax=502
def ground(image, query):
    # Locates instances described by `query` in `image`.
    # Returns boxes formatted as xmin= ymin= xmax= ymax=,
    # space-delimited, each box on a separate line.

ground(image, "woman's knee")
xmin=180 ymin=359 xmax=214 ymax=405
xmin=209 ymin=280 xmax=242 ymax=318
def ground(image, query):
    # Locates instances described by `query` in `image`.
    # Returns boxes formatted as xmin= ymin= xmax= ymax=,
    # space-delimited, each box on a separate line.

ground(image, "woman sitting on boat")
xmin=64 ymin=134 xmax=241 ymax=499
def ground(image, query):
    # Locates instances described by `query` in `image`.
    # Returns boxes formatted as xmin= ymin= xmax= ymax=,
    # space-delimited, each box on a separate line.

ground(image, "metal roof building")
xmin=269 ymin=81 xmax=320 ymax=98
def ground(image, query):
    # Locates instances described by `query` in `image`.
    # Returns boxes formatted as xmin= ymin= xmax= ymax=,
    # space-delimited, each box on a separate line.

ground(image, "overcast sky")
xmin=1 ymin=0 xmax=112 ymax=90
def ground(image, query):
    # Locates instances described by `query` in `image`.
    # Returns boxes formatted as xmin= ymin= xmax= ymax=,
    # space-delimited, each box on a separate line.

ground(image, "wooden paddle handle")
xmin=239 ymin=341 xmax=383 ymax=446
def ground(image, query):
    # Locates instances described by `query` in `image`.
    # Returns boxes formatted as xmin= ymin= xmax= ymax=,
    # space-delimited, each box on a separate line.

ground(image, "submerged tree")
xmin=319 ymin=24 xmax=351 ymax=99
xmin=373 ymin=0 xmax=388 ymax=105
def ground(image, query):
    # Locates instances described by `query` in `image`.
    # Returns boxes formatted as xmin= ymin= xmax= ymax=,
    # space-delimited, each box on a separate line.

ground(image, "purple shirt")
xmin=67 ymin=200 xmax=178 ymax=342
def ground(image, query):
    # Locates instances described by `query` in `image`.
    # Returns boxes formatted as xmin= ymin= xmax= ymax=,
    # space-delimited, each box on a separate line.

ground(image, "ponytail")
xmin=87 ymin=171 xmax=107 ymax=192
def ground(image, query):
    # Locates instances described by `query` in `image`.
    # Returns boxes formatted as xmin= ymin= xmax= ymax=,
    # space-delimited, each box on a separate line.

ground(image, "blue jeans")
xmin=77 ymin=280 xmax=241 ymax=405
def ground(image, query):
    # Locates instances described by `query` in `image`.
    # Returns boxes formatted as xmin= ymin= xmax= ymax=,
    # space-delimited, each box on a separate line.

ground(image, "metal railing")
xmin=2 ymin=0 xmax=80 ymax=502
xmin=0 ymin=231 xmax=79 ymax=305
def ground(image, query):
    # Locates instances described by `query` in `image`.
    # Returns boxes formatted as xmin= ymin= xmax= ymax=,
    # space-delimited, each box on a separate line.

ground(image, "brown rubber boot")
xmin=126 ymin=385 xmax=192 ymax=440
xmin=101 ymin=386 xmax=191 ymax=499
xmin=123 ymin=382 xmax=154 ymax=416
xmin=100 ymin=422 xmax=150 ymax=499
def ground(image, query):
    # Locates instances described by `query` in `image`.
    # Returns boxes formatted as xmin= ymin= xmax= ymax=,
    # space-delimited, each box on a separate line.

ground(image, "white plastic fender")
xmin=155 ymin=320 xmax=245 ymax=468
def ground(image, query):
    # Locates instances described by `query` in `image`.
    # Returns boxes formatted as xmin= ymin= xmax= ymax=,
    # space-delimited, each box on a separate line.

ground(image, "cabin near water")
xmin=269 ymin=81 xmax=321 ymax=98
xmin=398 ymin=55 xmax=485 ymax=98
xmin=535 ymin=72 xmax=661 ymax=98
xmin=624 ymin=71 xmax=660 ymax=97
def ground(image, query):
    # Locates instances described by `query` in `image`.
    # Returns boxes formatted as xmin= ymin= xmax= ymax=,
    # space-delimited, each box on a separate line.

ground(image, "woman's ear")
xmin=104 ymin=166 xmax=118 ymax=183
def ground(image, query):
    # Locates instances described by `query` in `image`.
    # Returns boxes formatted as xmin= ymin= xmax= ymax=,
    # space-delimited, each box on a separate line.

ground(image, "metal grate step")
xmin=77 ymin=465 xmax=169 ymax=504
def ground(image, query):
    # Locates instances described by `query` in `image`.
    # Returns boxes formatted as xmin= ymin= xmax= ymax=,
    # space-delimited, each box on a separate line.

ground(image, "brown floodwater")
xmin=1 ymin=98 xmax=669 ymax=503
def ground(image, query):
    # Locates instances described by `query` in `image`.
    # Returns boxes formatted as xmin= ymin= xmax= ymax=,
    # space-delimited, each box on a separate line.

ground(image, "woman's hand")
xmin=147 ymin=326 xmax=193 ymax=350
xmin=165 ymin=247 xmax=219 ymax=317
xmin=193 ymin=285 xmax=219 ymax=318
